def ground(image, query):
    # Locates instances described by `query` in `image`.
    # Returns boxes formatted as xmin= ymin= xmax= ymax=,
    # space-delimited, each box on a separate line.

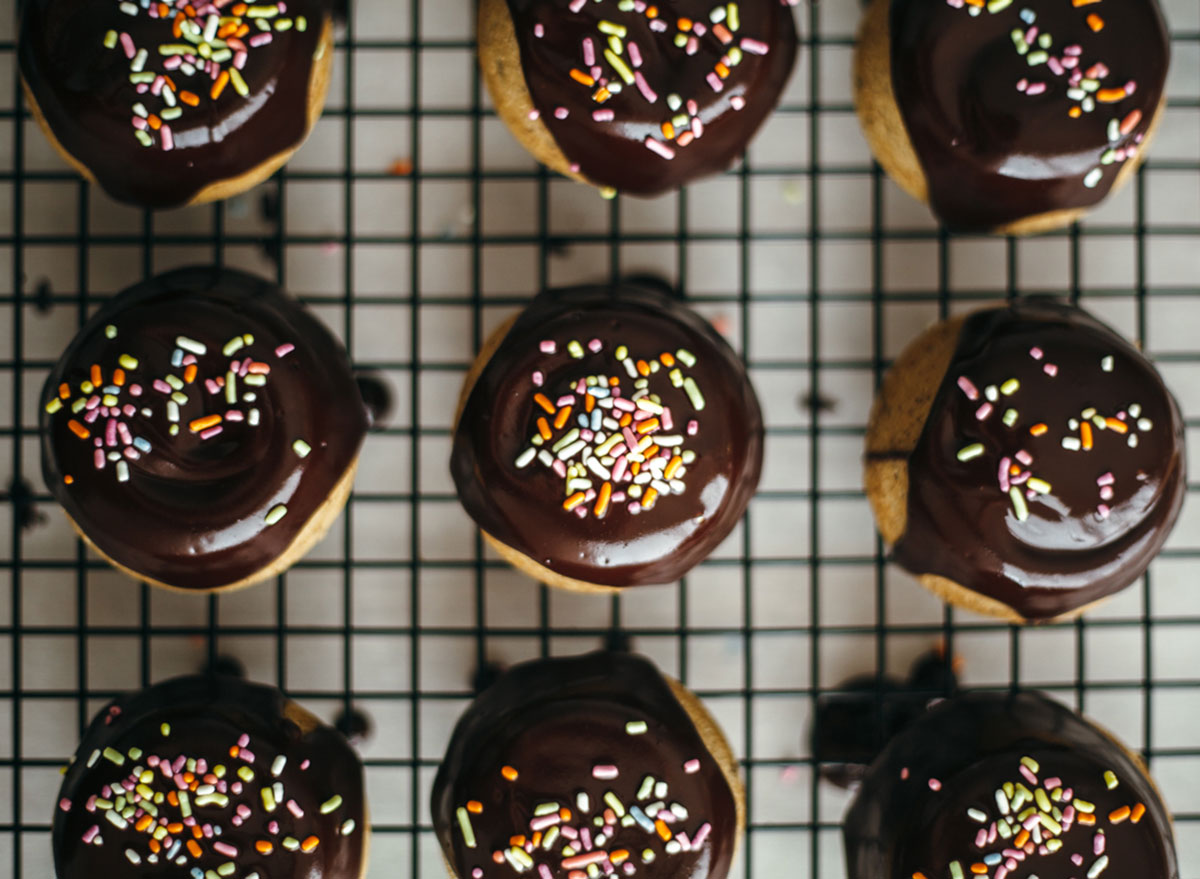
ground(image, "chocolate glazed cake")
xmin=451 ymin=282 xmax=764 ymax=589
xmin=431 ymin=652 xmax=743 ymax=879
xmin=845 ymin=691 xmax=1179 ymax=879
xmin=482 ymin=0 xmax=800 ymax=195
xmin=19 ymin=0 xmax=336 ymax=209
xmin=53 ymin=675 xmax=367 ymax=879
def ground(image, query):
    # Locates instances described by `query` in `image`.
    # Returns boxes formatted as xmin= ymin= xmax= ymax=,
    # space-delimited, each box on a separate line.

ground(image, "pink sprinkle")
xmin=957 ymin=376 xmax=980 ymax=400
xmin=555 ymin=106 xmax=569 ymax=120
xmin=213 ymin=842 xmax=238 ymax=858
xmin=249 ymin=32 xmax=273 ymax=47
xmin=612 ymin=456 xmax=628 ymax=483
xmin=592 ymin=764 xmax=619 ymax=780
xmin=740 ymin=37 xmax=770 ymax=55
xmin=530 ymin=813 xmax=562 ymax=832
xmin=117 ymin=423 xmax=133 ymax=446
xmin=1048 ymin=57 xmax=1064 ymax=76
xmin=225 ymin=410 xmax=244 ymax=422
xmin=1097 ymin=472 xmax=1115 ymax=486
xmin=1043 ymin=777 xmax=1061 ymax=789
xmin=153 ymin=379 xmax=172 ymax=394
xmin=59 ymin=798 xmax=72 ymax=812
xmin=692 ymin=822 xmax=712 ymax=850
xmin=1044 ymin=363 xmax=1058 ymax=377
xmin=132 ymin=116 xmax=149 ymax=131
xmin=706 ymin=72 xmax=723 ymax=92
xmin=237 ymin=733 xmax=250 ymax=748
xmin=730 ymin=95 xmax=746 ymax=111
xmin=684 ymin=759 xmax=701 ymax=774
xmin=975 ymin=828 xmax=988 ymax=848
xmin=1025 ymin=82 xmax=1047 ymax=96
xmin=159 ymin=125 xmax=174 ymax=152
xmin=900 ymin=767 xmax=910 ymax=780
xmin=474 ymin=870 xmax=485 ymax=879
xmin=645 ymin=137 xmax=676 ymax=160
xmin=287 ymin=799 xmax=304 ymax=818
xmin=634 ymin=70 xmax=658 ymax=103
xmin=1073 ymin=853 xmax=1085 ymax=866
xmin=82 ymin=825 xmax=100 ymax=844
xmin=105 ymin=419 xmax=118 ymax=447
xmin=999 ymin=457 xmax=1012 ymax=492
xmin=1019 ymin=765 xmax=1038 ymax=785
xmin=240 ymin=749 xmax=255 ymax=764
xmin=552 ymin=460 xmax=567 ymax=478
xmin=995 ymin=867 xmax=1008 ymax=879
xmin=85 ymin=408 xmax=101 ymax=424
xmin=268 ymin=820 xmax=280 ymax=835
xmin=556 ymin=395 xmax=575 ymax=408
xmin=1015 ymin=450 xmax=1033 ymax=466
xmin=532 ymin=371 xmax=544 ymax=386
xmin=120 ymin=31 xmax=135 ymax=59
xmin=976 ymin=402 xmax=993 ymax=421
xmin=533 ymin=23 xmax=544 ymax=38
xmin=1065 ymin=44 xmax=1082 ymax=55
xmin=1100 ymin=485 xmax=1114 ymax=501
xmin=538 ymin=865 xmax=553 ymax=879
xmin=275 ymin=343 xmax=295 ymax=358
xmin=528 ymin=109 xmax=541 ymax=121
xmin=233 ymin=50 xmax=248 ymax=70
xmin=928 ymin=778 xmax=942 ymax=791
xmin=123 ymin=405 xmax=137 ymax=417
xmin=1095 ymin=831 xmax=1106 ymax=854
xmin=593 ymin=109 xmax=615 ymax=122
xmin=661 ymin=408 xmax=673 ymax=431
xmin=85 ymin=395 xmax=101 ymax=411
xmin=628 ymin=42 xmax=643 ymax=68
xmin=200 ymin=426 xmax=223 ymax=440
xmin=687 ymin=419 xmax=699 ymax=436
xmin=539 ymin=340 xmax=556 ymax=354
xmin=582 ymin=37 xmax=595 ymax=67
xmin=130 ymin=384 xmax=143 ymax=397
xmin=94 ymin=449 xmax=105 ymax=470
xmin=1097 ymin=504 xmax=1111 ymax=519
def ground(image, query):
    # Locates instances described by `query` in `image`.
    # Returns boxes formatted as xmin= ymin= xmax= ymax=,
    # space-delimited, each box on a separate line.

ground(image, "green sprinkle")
xmin=229 ymin=67 xmax=250 ymax=98
xmin=260 ymin=787 xmax=276 ymax=812
xmin=340 ymin=819 xmax=356 ymax=835
xmin=223 ymin=336 xmax=245 ymax=357
xmin=1104 ymin=770 xmax=1119 ymax=790
xmin=1027 ymin=478 xmax=1052 ymax=495
xmin=615 ymin=345 xmax=629 ymax=360
xmin=1010 ymin=487 xmax=1029 ymax=522
xmin=103 ymin=747 xmax=126 ymax=766
xmin=104 ymin=30 xmax=119 ymax=49
xmin=1021 ymin=756 xmax=1040 ymax=774
xmin=178 ymin=790 xmax=192 ymax=819
xmin=625 ymin=721 xmax=648 ymax=735
xmin=293 ymin=439 xmax=312 ymax=458
xmin=676 ymin=349 xmax=696 ymax=367
xmin=1089 ymin=855 xmax=1110 ymax=878
xmin=160 ymin=723 xmax=170 ymax=737
xmin=105 ymin=324 xmax=118 ymax=339
xmin=264 ymin=505 xmax=288 ymax=526
xmin=950 ymin=861 xmax=964 ymax=879
xmin=1000 ymin=378 xmax=1020 ymax=395
xmin=1035 ymin=788 xmax=1052 ymax=812
xmin=603 ymin=791 xmax=626 ymax=818
xmin=567 ymin=340 xmax=585 ymax=359
xmin=683 ymin=377 xmax=706 ymax=411
xmin=237 ymin=766 xmax=255 ymax=783
xmin=637 ymin=775 xmax=655 ymax=801
xmin=1003 ymin=408 xmax=1019 ymax=427
xmin=118 ymin=354 xmax=139 ymax=370
xmin=217 ymin=863 xmax=236 ymax=877
xmin=45 ymin=398 xmax=63 ymax=414
xmin=956 ymin=443 xmax=985 ymax=462
xmin=987 ymin=0 xmax=1013 ymax=12
xmin=456 ymin=807 xmax=477 ymax=847
xmin=320 ymin=795 xmax=343 ymax=814
xmin=176 ymin=336 xmax=207 ymax=355
xmin=597 ymin=20 xmax=627 ymax=37
xmin=605 ymin=48 xmax=635 ymax=85
xmin=1075 ymin=799 xmax=1096 ymax=813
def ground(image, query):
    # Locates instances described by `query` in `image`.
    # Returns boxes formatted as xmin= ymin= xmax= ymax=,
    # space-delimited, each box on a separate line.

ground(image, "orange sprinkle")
xmin=167 ymin=793 xmax=179 ymax=807
xmin=609 ymin=376 xmax=620 ymax=386
xmin=167 ymin=823 xmax=183 ymax=834
xmin=184 ymin=364 xmax=198 ymax=384
xmin=229 ymin=746 xmax=240 ymax=758
xmin=157 ymin=3 xmax=168 ymax=16
xmin=712 ymin=22 xmax=733 ymax=43
xmin=559 ymin=808 xmax=572 ymax=822
xmin=554 ymin=406 xmax=572 ymax=430
xmin=1120 ymin=109 xmax=1143 ymax=136
xmin=664 ymin=455 xmax=683 ymax=479
xmin=231 ymin=2 xmax=248 ymax=13
xmin=510 ymin=836 xmax=527 ymax=848
xmin=563 ymin=491 xmax=587 ymax=511
xmin=1109 ymin=805 xmax=1131 ymax=824
xmin=217 ymin=22 xmax=239 ymax=38
xmin=570 ymin=68 xmax=596 ymax=87
xmin=467 ymin=801 xmax=483 ymax=814
xmin=59 ymin=383 xmax=71 ymax=399
xmin=1072 ymin=0 xmax=1102 ymax=5
xmin=235 ymin=23 xmax=250 ymax=38
xmin=644 ymin=445 xmax=659 ymax=460
xmin=63 ymin=475 xmax=74 ymax=485
xmin=594 ymin=482 xmax=613 ymax=518
xmin=492 ymin=853 xmax=505 ymax=864
xmin=184 ymin=3 xmax=196 ymax=15
xmin=1087 ymin=13 xmax=1105 ymax=30
xmin=1080 ymin=812 xmax=1097 ymax=826
xmin=630 ymin=460 xmax=641 ymax=476
xmin=173 ymin=12 xmax=184 ymax=37
xmin=914 ymin=874 xmax=929 ymax=879
xmin=1131 ymin=803 xmax=1146 ymax=824
xmin=113 ymin=368 xmax=126 ymax=387
xmin=301 ymin=836 xmax=320 ymax=853
xmin=655 ymin=818 xmax=672 ymax=841
xmin=531 ymin=831 xmax=542 ymax=848
xmin=1081 ymin=421 xmax=1093 ymax=450
xmin=964 ymin=0 xmax=984 ymax=6
xmin=1070 ymin=106 xmax=1083 ymax=118
xmin=1010 ymin=464 xmax=1021 ymax=476
xmin=585 ymin=394 xmax=595 ymax=413
xmin=1106 ymin=418 xmax=1128 ymax=433
xmin=1097 ymin=87 xmax=1127 ymax=103
xmin=642 ymin=487 xmax=659 ymax=510
xmin=179 ymin=91 xmax=200 ymax=107
xmin=971 ymin=865 xmax=988 ymax=876
xmin=190 ymin=415 xmax=223 ymax=434
xmin=646 ymin=5 xmax=658 ymax=17
xmin=537 ymin=417 xmax=552 ymax=441
xmin=715 ymin=62 xmax=730 ymax=79
xmin=256 ymin=840 xmax=274 ymax=854
xmin=149 ymin=839 xmax=161 ymax=854
xmin=187 ymin=840 xmax=202 ymax=859
xmin=593 ymin=87 xmax=611 ymax=103
xmin=611 ymin=850 xmax=630 ymax=865
xmin=1029 ymin=423 xmax=1048 ymax=436
xmin=534 ymin=393 xmax=555 ymax=414
xmin=636 ymin=359 xmax=650 ymax=376
xmin=211 ymin=70 xmax=230 ymax=100
xmin=661 ymin=122 xmax=675 ymax=140
xmin=1014 ymin=830 xmax=1031 ymax=849
xmin=68 ymin=420 xmax=89 ymax=439
xmin=677 ymin=17 xmax=693 ymax=30
xmin=135 ymin=815 xmax=153 ymax=832
xmin=619 ymin=413 xmax=632 ymax=428
xmin=147 ymin=114 xmax=162 ymax=131
xmin=660 ymin=352 xmax=675 ymax=367
xmin=636 ymin=418 xmax=660 ymax=434
xmin=501 ymin=765 xmax=519 ymax=781
xmin=90 ymin=364 xmax=102 ymax=386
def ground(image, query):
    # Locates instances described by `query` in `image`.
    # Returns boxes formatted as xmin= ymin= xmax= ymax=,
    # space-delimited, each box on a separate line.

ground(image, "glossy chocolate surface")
xmin=19 ymin=0 xmax=333 ymax=209
xmin=505 ymin=0 xmax=798 ymax=195
xmin=845 ymin=691 xmax=1178 ymax=879
xmin=431 ymin=652 xmax=739 ymax=879
xmin=451 ymin=283 xmax=763 ymax=588
xmin=54 ymin=675 xmax=366 ymax=879
xmin=889 ymin=0 xmax=1169 ymax=230
xmin=40 ymin=266 xmax=367 ymax=590
xmin=893 ymin=300 xmax=1184 ymax=620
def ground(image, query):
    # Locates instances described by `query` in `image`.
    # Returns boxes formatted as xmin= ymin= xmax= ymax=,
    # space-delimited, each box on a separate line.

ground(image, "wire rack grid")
xmin=1 ymin=0 xmax=1200 ymax=877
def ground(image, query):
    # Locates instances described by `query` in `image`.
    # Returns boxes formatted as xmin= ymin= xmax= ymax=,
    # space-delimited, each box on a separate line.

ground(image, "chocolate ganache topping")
xmin=431 ymin=652 xmax=740 ymax=879
xmin=889 ymin=0 xmax=1169 ymax=230
xmin=892 ymin=300 xmax=1184 ymax=620
xmin=54 ymin=675 xmax=366 ymax=879
xmin=40 ymin=266 xmax=367 ymax=591
xmin=451 ymin=283 xmax=764 ymax=588
xmin=504 ymin=0 xmax=799 ymax=195
xmin=845 ymin=691 xmax=1179 ymax=879
xmin=19 ymin=0 xmax=333 ymax=209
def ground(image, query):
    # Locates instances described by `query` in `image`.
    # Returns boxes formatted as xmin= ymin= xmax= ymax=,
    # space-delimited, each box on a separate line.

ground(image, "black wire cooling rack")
xmin=2 ymin=1 xmax=1200 ymax=877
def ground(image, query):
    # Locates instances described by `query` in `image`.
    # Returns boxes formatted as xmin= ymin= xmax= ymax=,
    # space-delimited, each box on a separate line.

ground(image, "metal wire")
xmin=3 ymin=1 xmax=1200 ymax=877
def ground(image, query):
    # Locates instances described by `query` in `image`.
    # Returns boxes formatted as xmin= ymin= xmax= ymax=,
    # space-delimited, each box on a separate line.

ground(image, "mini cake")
xmin=845 ymin=690 xmax=1179 ymax=879
xmin=431 ymin=651 xmax=744 ymax=879
xmin=865 ymin=299 xmax=1185 ymax=623
xmin=54 ymin=675 xmax=367 ymax=879
xmin=40 ymin=266 xmax=368 ymax=593
xmin=19 ymin=0 xmax=337 ymax=209
xmin=478 ymin=0 xmax=800 ymax=196
xmin=854 ymin=0 xmax=1170 ymax=234
xmin=450 ymin=282 xmax=764 ymax=592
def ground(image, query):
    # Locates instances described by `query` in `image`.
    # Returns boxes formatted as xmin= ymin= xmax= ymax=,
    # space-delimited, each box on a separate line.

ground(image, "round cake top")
xmin=889 ymin=0 xmax=1169 ymax=230
xmin=504 ymin=0 xmax=799 ymax=195
xmin=451 ymin=282 xmax=764 ymax=588
xmin=893 ymin=300 xmax=1185 ymax=619
xmin=19 ymin=0 xmax=334 ymax=209
xmin=845 ymin=691 xmax=1178 ymax=879
xmin=431 ymin=651 xmax=739 ymax=879
xmin=39 ymin=266 xmax=367 ymax=591
xmin=53 ymin=675 xmax=366 ymax=879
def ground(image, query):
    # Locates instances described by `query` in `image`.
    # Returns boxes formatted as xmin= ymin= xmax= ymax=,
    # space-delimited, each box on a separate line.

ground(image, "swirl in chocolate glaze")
xmin=19 ymin=0 xmax=333 ymax=209
xmin=451 ymin=283 xmax=763 ymax=588
xmin=845 ymin=691 xmax=1178 ymax=879
xmin=39 ymin=266 xmax=367 ymax=591
xmin=431 ymin=652 xmax=739 ymax=879
xmin=54 ymin=675 xmax=366 ymax=879
xmin=504 ymin=0 xmax=799 ymax=195
xmin=893 ymin=300 xmax=1185 ymax=620
xmin=889 ymin=0 xmax=1169 ymax=230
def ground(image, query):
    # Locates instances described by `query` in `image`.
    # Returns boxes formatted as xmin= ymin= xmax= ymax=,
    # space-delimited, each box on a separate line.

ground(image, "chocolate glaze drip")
xmin=893 ymin=300 xmax=1184 ymax=620
xmin=505 ymin=0 xmax=798 ymax=195
xmin=889 ymin=0 xmax=1169 ymax=230
xmin=40 ymin=267 xmax=367 ymax=591
xmin=431 ymin=652 xmax=739 ymax=879
xmin=451 ymin=283 xmax=764 ymax=588
xmin=845 ymin=691 xmax=1178 ymax=879
xmin=19 ymin=0 xmax=333 ymax=209
xmin=54 ymin=675 xmax=366 ymax=879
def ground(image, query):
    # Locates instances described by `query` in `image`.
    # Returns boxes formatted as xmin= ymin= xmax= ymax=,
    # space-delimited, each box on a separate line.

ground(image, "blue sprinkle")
xmin=984 ymin=853 xmax=1003 ymax=866
xmin=629 ymin=805 xmax=656 ymax=834
xmin=1019 ymin=7 xmax=1036 ymax=23
xmin=133 ymin=437 xmax=152 ymax=453
xmin=171 ymin=349 xmax=184 ymax=368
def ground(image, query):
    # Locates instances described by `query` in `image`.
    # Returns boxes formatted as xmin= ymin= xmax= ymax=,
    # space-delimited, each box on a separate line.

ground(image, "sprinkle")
xmin=957 ymin=444 xmax=985 ymax=462
xmin=626 ymin=721 xmax=648 ymax=735
xmin=1010 ymin=487 xmax=1029 ymax=521
xmin=264 ymin=505 xmax=288 ymax=526
xmin=293 ymin=439 xmax=312 ymax=458
xmin=593 ymin=764 xmax=619 ymax=780
xmin=457 ymin=807 xmax=477 ymax=848
xmin=501 ymin=766 xmax=519 ymax=781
